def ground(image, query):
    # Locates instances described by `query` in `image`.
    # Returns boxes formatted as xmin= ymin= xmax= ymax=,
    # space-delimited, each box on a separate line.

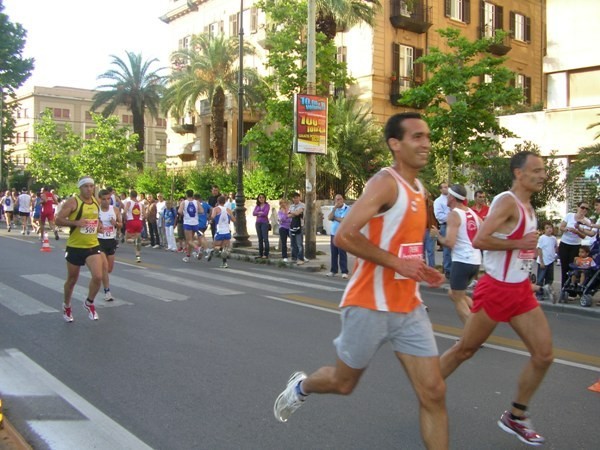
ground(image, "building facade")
xmin=498 ymin=0 xmax=600 ymax=213
xmin=9 ymin=86 xmax=167 ymax=172
xmin=161 ymin=0 xmax=544 ymax=168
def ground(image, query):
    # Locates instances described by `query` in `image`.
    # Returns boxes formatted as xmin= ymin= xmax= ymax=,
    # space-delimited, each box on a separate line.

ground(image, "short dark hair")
xmin=578 ymin=200 xmax=589 ymax=207
xmin=130 ymin=190 xmax=137 ymax=198
xmin=384 ymin=112 xmax=423 ymax=142
xmin=475 ymin=190 xmax=484 ymax=197
xmin=580 ymin=246 xmax=590 ymax=255
xmin=292 ymin=192 xmax=301 ymax=198
xmin=186 ymin=189 xmax=194 ymax=198
xmin=542 ymin=221 xmax=553 ymax=229
xmin=509 ymin=151 xmax=538 ymax=180
xmin=98 ymin=189 xmax=110 ymax=197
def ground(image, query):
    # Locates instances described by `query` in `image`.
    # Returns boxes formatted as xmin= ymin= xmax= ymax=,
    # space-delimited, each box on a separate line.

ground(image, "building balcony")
xmin=389 ymin=1 xmax=432 ymax=34
xmin=171 ymin=123 xmax=196 ymax=134
xmin=479 ymin=28 xmax=512 ymax=55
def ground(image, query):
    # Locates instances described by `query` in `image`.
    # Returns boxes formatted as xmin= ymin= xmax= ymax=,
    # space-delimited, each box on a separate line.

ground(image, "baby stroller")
xmin=559 ymin=238 xmax=600 ymax=307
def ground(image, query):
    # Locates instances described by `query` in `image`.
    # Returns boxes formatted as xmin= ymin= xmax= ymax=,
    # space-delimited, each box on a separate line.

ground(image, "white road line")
xmin=0 ymin=282 xmax=58 ymax=315
xmin=2 ymin=348 xmax=152 ymax=450
xmin=22 ymin=274 xmax=132 ymax=308
xmin=173 ymin=268 xmax=301 ymax=294
xmin=223 ymin=267 xmax=345 ymax=292
xmin=135 ymin=270 xmax=243 ymax=296
xmin=265 ymin=297 xmax=600 ymax=373
xmin=0 ymin=235 xmax=38 ymax=244
xmin=83 ymin=273 xmax=188 ymax=302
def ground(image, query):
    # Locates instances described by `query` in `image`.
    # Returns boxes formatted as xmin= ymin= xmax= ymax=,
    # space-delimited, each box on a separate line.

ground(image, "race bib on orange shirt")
xmin=395 ymin=243 xmax=424 ymax=279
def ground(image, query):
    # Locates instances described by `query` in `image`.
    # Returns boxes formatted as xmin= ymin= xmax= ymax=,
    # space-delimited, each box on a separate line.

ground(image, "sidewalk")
xmin=229 ymin=229 xmax=600 ymax=318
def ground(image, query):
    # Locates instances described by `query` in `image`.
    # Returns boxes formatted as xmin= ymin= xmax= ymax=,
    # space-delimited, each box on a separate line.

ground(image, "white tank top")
xmin=452 ymin=208 xmax=482 ymax=265
xmin=98 ymin=207 xmax=117 ymax=239
xmin=483 ymin=192 xmax=537 ymax=283
xmin=183 ymin=199 xmax=200 ymax=226
xmin=215 ymin=206 xmax=231 ymax=234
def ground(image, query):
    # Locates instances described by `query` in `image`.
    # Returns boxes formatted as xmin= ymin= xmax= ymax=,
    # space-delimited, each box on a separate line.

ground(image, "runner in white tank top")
xmin=440 ymin=152 xmax=552 ymax=447
xmin=98 ymin=189 xmax=122 ymax=301
xmin=433 ymin=184 xmax=482 ymax=324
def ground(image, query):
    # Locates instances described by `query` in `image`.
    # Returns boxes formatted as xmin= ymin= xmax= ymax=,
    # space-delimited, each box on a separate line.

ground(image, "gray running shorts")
xmin=334 ymin=305 xmax=438 ymax=369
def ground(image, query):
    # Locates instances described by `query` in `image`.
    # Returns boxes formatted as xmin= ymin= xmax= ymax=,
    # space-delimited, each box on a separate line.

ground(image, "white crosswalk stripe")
xmin=79 ymin=272 xmax=189 ymax=302
xmin=0 ymin=282 xmax=58 ymax=315
xmin=132 ymin=269 xmax=244 ymax=296
xmin=173 ymin=267 xmax=302 ymax=294
xmin=22 ymin=274 xmax=132 ymax=308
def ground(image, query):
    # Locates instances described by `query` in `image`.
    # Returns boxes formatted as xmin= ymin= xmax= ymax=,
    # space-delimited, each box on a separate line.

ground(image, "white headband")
xmin=78 ymin=177 xmax=94 ymax=188
xmin=448 ymin=187 xmax=466 ymax=201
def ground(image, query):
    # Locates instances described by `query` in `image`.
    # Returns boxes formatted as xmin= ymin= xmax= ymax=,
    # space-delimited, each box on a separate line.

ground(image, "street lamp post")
xmin=0 ymin=85 xmax=4 ymax=190
xmin=233 ymin=0 xmax=250 ymax=247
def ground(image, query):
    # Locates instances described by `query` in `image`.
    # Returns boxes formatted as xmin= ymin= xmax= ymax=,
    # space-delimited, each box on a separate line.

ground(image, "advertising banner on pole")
xmin=294 ymin=94 xmax=328 ymax=155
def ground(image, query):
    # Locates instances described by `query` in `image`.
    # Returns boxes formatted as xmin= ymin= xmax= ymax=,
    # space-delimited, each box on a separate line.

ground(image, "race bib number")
xmin=80 ymin=219 xmax=98 ymax=235
xmin=101 ymin=225 xmax=114 ymax=238
xmin=395 ymin=243 xmax=424 ymax=280
xmin=518 ymin=249 xmax=536 ymax=272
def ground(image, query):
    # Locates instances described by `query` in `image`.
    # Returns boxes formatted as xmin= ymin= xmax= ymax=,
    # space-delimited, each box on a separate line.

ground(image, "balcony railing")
xmin=479 ymin=27 xmax=512 ymax=55
xmin=171 ymin=123 xmax=196 ymax=134
xmin=389 ymin=1 xmax=432 ymax=34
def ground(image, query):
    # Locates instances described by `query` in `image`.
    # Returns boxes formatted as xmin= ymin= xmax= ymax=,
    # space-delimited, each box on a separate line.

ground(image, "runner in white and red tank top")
xmin=433 ymin=184 xmax=482 ymax=324
xmin=440 ymin=152 xmax=553 ymax=447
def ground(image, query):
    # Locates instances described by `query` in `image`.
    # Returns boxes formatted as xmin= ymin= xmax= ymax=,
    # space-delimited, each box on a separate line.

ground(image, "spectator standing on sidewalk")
xmin=326 ymin=193 xmax=350 ymax=279
xmin=1 ymin=189 xmax=15 ymax=231
xmin=558 ymin=201 xmax=595 ymax=286
xmin=535 ymin=222 xmax=558 ymax=301
xmin=253 ymin=193 xmax=271 ymax=259
xmin=423 ymin=190 xmax=437 ymax=268
xmin=434 ymin=182 xmax=452 ymax=278
xmin=156 ymin=193 xmax=167 ymax=248
xmin=472 ymin=190 xmax=490 ymax=221
xmin=146 ymin=194 xmax=161 ymax=249
xmin=288 ymin=192 xmax=306 ymax=265
xmin=277 ymin=199 xmax=291 ymax=262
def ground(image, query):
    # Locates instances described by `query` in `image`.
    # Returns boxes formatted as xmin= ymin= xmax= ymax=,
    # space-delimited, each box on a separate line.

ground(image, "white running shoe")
xmin=205 ymin=249 xmax=214 ymax=261
xmin=342 ymin=273 xmax=349 ymax=280
xmin=84 ymin=301 xmax=99 ymax=320
xmin=274 ymin=371 xmax=307 ymax=423
xmin=104 ymin=291 xmax=114 ymax=302
xmin=325 ymin=272 xmax=335 ymax=277
xmin=282 ymin=258 xmax=288 ymax=263
xmin=182 ymin=256 xmax=190 ymax=263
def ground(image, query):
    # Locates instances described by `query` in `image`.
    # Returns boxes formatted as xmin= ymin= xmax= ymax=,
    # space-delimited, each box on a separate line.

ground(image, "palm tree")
xmin=162 ymin=33 xmax=262 ymax=163
xmin=316 ymin=0 xmax=381 ymax=40
xmin=92 ymin=52 xmax=165 ymax=169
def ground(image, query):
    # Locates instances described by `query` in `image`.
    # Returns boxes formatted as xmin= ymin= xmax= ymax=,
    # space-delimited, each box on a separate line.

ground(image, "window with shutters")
xmin=229 ymin=13 xmax=238 ymax=36
xmin=510 ymin=12 xmax=531 ymax=43
xmin=515 ymin=74 xmax=531 ymax=105
xmin=392 ymin=43 xmax=424 ymax=91
xmin=178 ymin=35 xmax=191 ymax=50
xmin=445 ymin=0 xmax=471 ymax=23
xmin=337 ymin=46 xmax=347 ymax=64
xmin=480 ymin=1 xmax=503 ymax=38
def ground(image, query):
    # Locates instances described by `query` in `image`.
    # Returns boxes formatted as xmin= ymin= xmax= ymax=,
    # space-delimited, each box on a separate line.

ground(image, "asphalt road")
xmin=0 ymin=231 xmax=598 ymax=449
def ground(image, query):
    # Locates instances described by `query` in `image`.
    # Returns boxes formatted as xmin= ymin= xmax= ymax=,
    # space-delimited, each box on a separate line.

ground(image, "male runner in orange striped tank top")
xmin=274 ymin=113 xmax=448 ymax=450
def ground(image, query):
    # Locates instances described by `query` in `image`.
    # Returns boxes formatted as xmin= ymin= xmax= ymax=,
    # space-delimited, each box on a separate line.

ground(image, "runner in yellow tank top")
xmin=55 ymin=176 xmax=104 ymax=322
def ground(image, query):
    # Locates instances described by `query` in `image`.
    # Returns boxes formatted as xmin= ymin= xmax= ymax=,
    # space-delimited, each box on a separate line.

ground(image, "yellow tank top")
xmin=66 ymin=195 xmax=100 ymax=248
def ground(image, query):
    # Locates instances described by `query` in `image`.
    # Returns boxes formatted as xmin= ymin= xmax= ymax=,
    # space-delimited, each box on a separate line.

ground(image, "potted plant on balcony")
xmin=390 ymin=71 xmax=397 ymax=81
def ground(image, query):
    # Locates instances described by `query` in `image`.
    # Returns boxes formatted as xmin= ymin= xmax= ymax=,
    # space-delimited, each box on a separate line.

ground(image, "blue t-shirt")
xmin=198 ymin=201 xmax=210 ymax=229
xmin=163 ymin=208 xmax=177 ymax=227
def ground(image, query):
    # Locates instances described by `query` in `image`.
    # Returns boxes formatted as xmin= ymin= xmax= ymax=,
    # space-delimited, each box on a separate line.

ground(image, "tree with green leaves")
xmin=27 ymin=110 xmax=80 ymax=188
xmin=0 ymin=3 xmax=35 ymax=188
xmin=320 ymin=95 xmax=388 ymax=197
xmin=92 ymin=52 xmax=165 ymax=170
xmin=471 ymin=142 xmax=565 ymax=222
xmin=315 ymin=0 xmax=381 ymax=40
xmin=163 ymin=33 xmax=262 ymax=163
xmin=399 ymin=28 xmax=523 ymax=184
xmin=75 ymin=113 xmax=140 ymax=187
xmin=246 ymin=0 xmax=355 ymax=193
xmin=28 ymin=110 xmax=138 ymax=190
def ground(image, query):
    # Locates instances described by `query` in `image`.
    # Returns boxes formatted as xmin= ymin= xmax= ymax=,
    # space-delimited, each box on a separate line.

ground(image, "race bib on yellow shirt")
xmin=80 ymin=219 xmax=98 ymax=235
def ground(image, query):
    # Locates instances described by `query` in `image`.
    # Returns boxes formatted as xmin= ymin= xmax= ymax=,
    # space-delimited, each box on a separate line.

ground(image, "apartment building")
xmin=161 ymin=0 xmax=544 ymax=165
xmin=498 ymin=0 xmax=600 ymax=212
xmin=9 ymin=86 xmax=167 ymax=171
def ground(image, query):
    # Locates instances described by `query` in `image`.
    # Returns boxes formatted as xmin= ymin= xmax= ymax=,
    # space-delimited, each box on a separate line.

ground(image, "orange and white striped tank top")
xmin=340 ymin=168 xmax=426 ymax=313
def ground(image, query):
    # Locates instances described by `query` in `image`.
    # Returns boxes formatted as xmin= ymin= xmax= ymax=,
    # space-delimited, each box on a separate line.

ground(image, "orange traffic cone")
xmin=588 ymin=379 xmax=600 ymax=393
xmin=40 ymin=233 xmax=51 ymax=252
